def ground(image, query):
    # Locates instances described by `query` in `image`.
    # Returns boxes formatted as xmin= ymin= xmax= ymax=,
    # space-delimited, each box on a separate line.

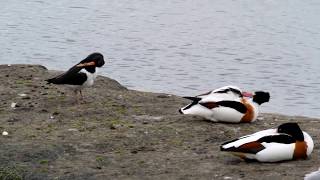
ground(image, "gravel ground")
xmin=0 ymin=64 xmax=319 ymax=180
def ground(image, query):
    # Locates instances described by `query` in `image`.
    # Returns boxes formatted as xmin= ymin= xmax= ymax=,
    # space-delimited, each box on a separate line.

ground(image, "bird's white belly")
xmin=81 ymin=69 xmax=97 ymax=87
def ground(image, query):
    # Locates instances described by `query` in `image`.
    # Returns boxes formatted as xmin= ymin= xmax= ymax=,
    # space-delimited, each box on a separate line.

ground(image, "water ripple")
xmin=1 ymin=0 xmax=320 ymax=118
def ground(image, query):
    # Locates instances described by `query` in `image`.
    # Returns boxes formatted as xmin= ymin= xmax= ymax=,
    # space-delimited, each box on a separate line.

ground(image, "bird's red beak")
xmin=76 ymin=61 xmax=96 ymax=67
xmin=242 ymin=91 xmax=253 ymax=98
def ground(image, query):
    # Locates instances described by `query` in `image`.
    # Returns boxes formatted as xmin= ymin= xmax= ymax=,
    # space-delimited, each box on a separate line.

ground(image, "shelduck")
xmin=179 ymin=86 xmax=270 ymax=123
xmin=220 ymin=122 xmax=314 ymax=162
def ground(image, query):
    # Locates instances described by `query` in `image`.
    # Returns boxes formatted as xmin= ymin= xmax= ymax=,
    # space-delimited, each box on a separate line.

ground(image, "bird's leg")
xmin=74 ymin=89 xmax=80 ymax=104
xmin=79 ymin=90 xmax=88 ymax=104
xmin=79 ymin=90 xmax=84 ymax=100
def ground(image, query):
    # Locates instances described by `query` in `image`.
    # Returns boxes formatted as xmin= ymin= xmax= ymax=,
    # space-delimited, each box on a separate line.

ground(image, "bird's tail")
xmin=179 ymin=96 xmax=202 ymax=114
xmin=183 ymin=96 xmax=201 ymax=103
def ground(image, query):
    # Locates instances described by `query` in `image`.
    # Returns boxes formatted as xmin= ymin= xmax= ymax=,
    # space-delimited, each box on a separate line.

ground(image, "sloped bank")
xmin=0 ymin=64 xmax=319 ymax=180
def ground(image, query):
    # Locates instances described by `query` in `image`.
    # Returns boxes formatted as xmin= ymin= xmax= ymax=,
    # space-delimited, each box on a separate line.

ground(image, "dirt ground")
xmin=0 ymin=64 xmax=319 ymax=180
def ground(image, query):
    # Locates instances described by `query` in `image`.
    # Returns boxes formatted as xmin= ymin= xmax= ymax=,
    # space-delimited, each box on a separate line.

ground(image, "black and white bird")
xmin=179 ymin=86 xmax=270 ymax=123
xmin=220 ymin=122 xmax=314 ymax=162
xmin=46 ymin=52 xmax=105 ymax=98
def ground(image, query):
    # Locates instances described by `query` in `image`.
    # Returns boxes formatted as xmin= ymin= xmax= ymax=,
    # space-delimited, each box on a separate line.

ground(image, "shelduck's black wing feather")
xmin=201 ymin=100 xmax=247 ymax=113
xmin=182 ymin=96 xmax=202 ymax=111
xmin=221 ymin=134 xmax=296 ymax=154
xmin=257 ymin=134 xmax=296 ymax=144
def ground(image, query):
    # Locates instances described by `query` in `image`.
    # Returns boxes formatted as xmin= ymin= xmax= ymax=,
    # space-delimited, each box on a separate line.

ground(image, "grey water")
xmin=305 ymin=169 xmax=320 ymax=180
xmin=1 ymin=0 xmax=320 ymax=118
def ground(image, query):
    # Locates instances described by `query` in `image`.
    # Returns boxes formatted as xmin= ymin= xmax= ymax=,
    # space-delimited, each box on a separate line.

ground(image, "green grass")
xmin=96 ymin=156 xmax=111 ymax=168
xmin=14 ymin=80 xmax=32 ymax=86
xmin=39 ymin=160 xmax=49 ymax=165
xmin=0 ymin=166 xmax=23 ymax=180
xmin=109 ymin=119 xmax=135 ymax=129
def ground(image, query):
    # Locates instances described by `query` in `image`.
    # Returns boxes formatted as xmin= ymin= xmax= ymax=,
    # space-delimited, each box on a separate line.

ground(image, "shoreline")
xmin=0 ymin=64 xmax=319 ymax=180
xmin=9 ymin=63 xmax=319 ymax=119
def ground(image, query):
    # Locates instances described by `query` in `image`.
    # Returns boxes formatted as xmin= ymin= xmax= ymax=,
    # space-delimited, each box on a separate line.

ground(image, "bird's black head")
xmin=77 ymin=52 xmax=105 ymax=68
xmin=277 ymin=122 xmax=304 ymax=141
xmin=252 ymin=91 xmax=270 ymax=105
xmin=84 ymin=52 xmax=105 ymax=67
xmin=75 ymin=53 xmax=105 ymax=73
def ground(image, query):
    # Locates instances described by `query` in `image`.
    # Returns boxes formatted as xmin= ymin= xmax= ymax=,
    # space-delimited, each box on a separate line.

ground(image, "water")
xmin=305 ymin=169 xmax=320 ymax=180
xmin=1 ymin=0 xmax=320 ymax=118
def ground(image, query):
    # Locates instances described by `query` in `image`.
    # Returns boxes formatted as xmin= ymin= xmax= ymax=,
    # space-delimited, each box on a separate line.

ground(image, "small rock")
xmin=157 ymin=94 xmax=171 ymax=98
xmin=7 ymin=118 xmax=20 ymax=123
xmin=68 ymin=128 xmax=79 ymax=132
xmin=110 ymin=124 xmax=121 ymax=130
xmin=2 ymin=131 xmax=8 ymax=136
xmin=257 ymin=116 xmax=264 ymax=121
xmin=223 ymin=177 xmax=232 ymax=180
xmin=40 ymin=109 xmax=49 ymax=113
xmin=7 ymin=64 xmax=11 ymax=67
xmin=22 ymin=96 xmax=31 ymax=100
xmin=18 ymin=93 xmax=27 ymax=97
xmin=11 ymin=102 xmax=17 ymax=108
xmin=49 ymin=116 xmax=54 ymax=119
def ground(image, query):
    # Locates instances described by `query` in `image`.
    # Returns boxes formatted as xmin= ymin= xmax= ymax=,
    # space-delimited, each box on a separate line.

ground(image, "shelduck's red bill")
xmin=242 ymin=91 xmax=253 ymax=98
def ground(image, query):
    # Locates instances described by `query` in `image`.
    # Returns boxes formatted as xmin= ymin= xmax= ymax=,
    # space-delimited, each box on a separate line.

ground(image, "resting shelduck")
xmin=179 ymin=86 xmax=270 ymax=123
xmin=220 ymin=122 xmax=314 ymax=162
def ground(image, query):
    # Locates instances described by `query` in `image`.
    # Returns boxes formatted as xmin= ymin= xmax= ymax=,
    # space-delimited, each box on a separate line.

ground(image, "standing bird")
xmin=46 ymin=53 xmax=105 ymax=99
xmin=179 ymin=86 xmax=270 ymax=123
xmin=220 ymin=122 xmax=314 ymax=162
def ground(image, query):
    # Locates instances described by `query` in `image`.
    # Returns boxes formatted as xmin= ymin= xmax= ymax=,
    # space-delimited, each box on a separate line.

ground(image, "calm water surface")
xmin=305 ymin=169 xmax=320 ymax=180
xmin=1 ymin=0 xmax=320 ymax=117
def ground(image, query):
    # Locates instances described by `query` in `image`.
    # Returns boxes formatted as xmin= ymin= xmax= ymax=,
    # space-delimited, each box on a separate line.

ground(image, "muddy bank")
xmin=0 ymin=64 xmax=319 ymax=180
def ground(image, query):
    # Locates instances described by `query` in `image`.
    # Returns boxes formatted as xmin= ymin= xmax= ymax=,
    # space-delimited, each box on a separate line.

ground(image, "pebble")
xmin=18 ymin=93 xmax=27 ymax=97
xmin=257 ymin=116 xmax=264 ymax=121
xmin=11 ymin=102 xmax=17 ymax=108
xmin=110 ymin=124 xmax=121 ymax=130
xmin=2 ymin=131 xmax=8 ymax=136
xmin=157 ymin=94 xmax=171 ymax=98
